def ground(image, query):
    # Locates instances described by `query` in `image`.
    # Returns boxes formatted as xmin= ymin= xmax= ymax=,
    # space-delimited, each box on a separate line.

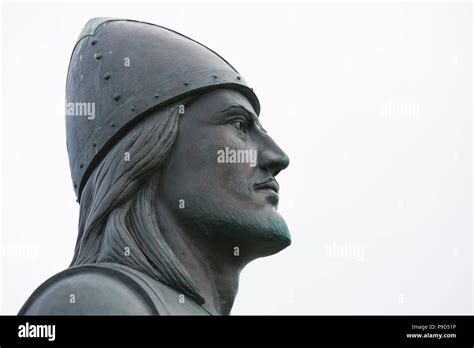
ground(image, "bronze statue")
xmin=19 ymin=18 xmax=290 ymax=315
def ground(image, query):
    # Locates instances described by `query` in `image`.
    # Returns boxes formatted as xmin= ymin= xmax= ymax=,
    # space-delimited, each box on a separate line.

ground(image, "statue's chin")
xmin=247 ymin=213 xmax=291 ymax=258
xmin=172 ymin=193 xmax=291 ymax=261
xmin=185 ymin=207 xmax=291 ymax=260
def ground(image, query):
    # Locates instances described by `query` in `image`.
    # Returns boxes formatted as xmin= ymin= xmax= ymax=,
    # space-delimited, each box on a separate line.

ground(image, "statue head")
xmin=158 ymin=88 xmax=290 ymax=260
xmin=66 ymin=18 xmax=290 ymax=310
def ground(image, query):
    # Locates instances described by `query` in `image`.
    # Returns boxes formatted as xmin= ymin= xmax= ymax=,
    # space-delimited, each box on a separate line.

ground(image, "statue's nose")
xmin=258 ymin=135 xmax=290 ymax=177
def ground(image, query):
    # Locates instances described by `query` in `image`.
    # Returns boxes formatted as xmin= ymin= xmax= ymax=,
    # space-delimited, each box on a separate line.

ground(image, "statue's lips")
xmin=252 ymin=178 xmax=280 ymax=194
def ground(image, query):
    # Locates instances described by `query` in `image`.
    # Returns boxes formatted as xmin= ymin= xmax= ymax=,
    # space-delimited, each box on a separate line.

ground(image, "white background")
xmin=1 ymin=1 xmax=472 ymax=314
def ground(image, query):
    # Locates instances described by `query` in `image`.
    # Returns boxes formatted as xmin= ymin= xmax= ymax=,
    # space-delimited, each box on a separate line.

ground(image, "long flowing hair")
xmin=69 ymin=99 xmax=204 ymax=304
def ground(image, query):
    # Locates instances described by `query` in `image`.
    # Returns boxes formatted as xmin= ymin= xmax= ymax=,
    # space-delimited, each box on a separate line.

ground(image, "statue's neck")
xmin=157 ymin=205 xmax=244 ymax=315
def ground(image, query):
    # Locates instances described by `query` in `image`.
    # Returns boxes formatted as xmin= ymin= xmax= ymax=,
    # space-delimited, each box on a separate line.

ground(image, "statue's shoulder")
xmin=18 ymin=264 xmax=159 ymax=315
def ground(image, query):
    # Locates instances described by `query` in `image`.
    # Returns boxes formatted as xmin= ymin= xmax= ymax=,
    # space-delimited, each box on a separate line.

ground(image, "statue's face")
xmin=158 ymin=89 xmax=290 ymax=261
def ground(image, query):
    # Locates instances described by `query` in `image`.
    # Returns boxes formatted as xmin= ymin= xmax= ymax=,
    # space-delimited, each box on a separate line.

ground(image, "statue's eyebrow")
xmin=220 ymin=104 xmax=266 ymax=133
xmin=220 ymin=104 xmax=255 ymax=117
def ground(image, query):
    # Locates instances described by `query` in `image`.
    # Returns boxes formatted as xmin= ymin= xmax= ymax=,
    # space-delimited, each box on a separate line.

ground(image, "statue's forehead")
xmin=190 ymin=89 xmax=257 ymax=119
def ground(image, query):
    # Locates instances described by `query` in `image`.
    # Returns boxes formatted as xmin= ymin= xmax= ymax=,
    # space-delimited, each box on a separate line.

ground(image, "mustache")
xmin=252 ymin=177 xmax=280 ymax=193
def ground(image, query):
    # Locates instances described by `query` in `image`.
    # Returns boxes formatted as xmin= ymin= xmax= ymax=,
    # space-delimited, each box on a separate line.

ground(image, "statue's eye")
xmin=230 ymin=119 xmax=247 ymax=133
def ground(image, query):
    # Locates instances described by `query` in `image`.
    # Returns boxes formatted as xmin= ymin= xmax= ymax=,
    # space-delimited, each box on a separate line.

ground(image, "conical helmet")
xmin=66 ymin=17 xmax=260 ymax=201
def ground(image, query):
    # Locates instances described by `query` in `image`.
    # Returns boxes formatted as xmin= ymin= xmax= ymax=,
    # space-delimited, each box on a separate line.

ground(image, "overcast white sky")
xmin=1 ymin=1 xmax=472 ymax=314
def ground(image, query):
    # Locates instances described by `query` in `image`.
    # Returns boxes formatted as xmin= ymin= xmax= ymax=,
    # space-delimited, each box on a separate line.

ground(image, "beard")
xmin=178 ymin=193 xmax=291 ymax=260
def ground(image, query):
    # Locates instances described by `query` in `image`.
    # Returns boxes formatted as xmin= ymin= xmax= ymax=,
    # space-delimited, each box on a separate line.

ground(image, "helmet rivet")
xmin=74 ymin=183 xmax=77 ymax=189
xmin=154 ymin=94 xmax=160 ymax=99
xmin=94 ymin=53 xmax=102 ymax=60
xmin=91 ymin=39 xmax=97 ymax=46
xmin=237 ymin=76 xmax=241 ymax=80
xmin=111 ymin=123 xmax=116 ymax=128
xmin=79 ymin=164 xmax=84 ymax=169
xmin=184 ymin=81 xmax=189 ymax=86
xmin=103 ymin=72 xmax=112 ymax=80
xmin=130 ymin=106 xmax=136 ymax=111
xmin=213 ymin=74 xmax=218 ymax=79
xmin=92 ymin=143 xmax=97 ymax=147
xmin=113 ymin=93 xmax=121 ymax=101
